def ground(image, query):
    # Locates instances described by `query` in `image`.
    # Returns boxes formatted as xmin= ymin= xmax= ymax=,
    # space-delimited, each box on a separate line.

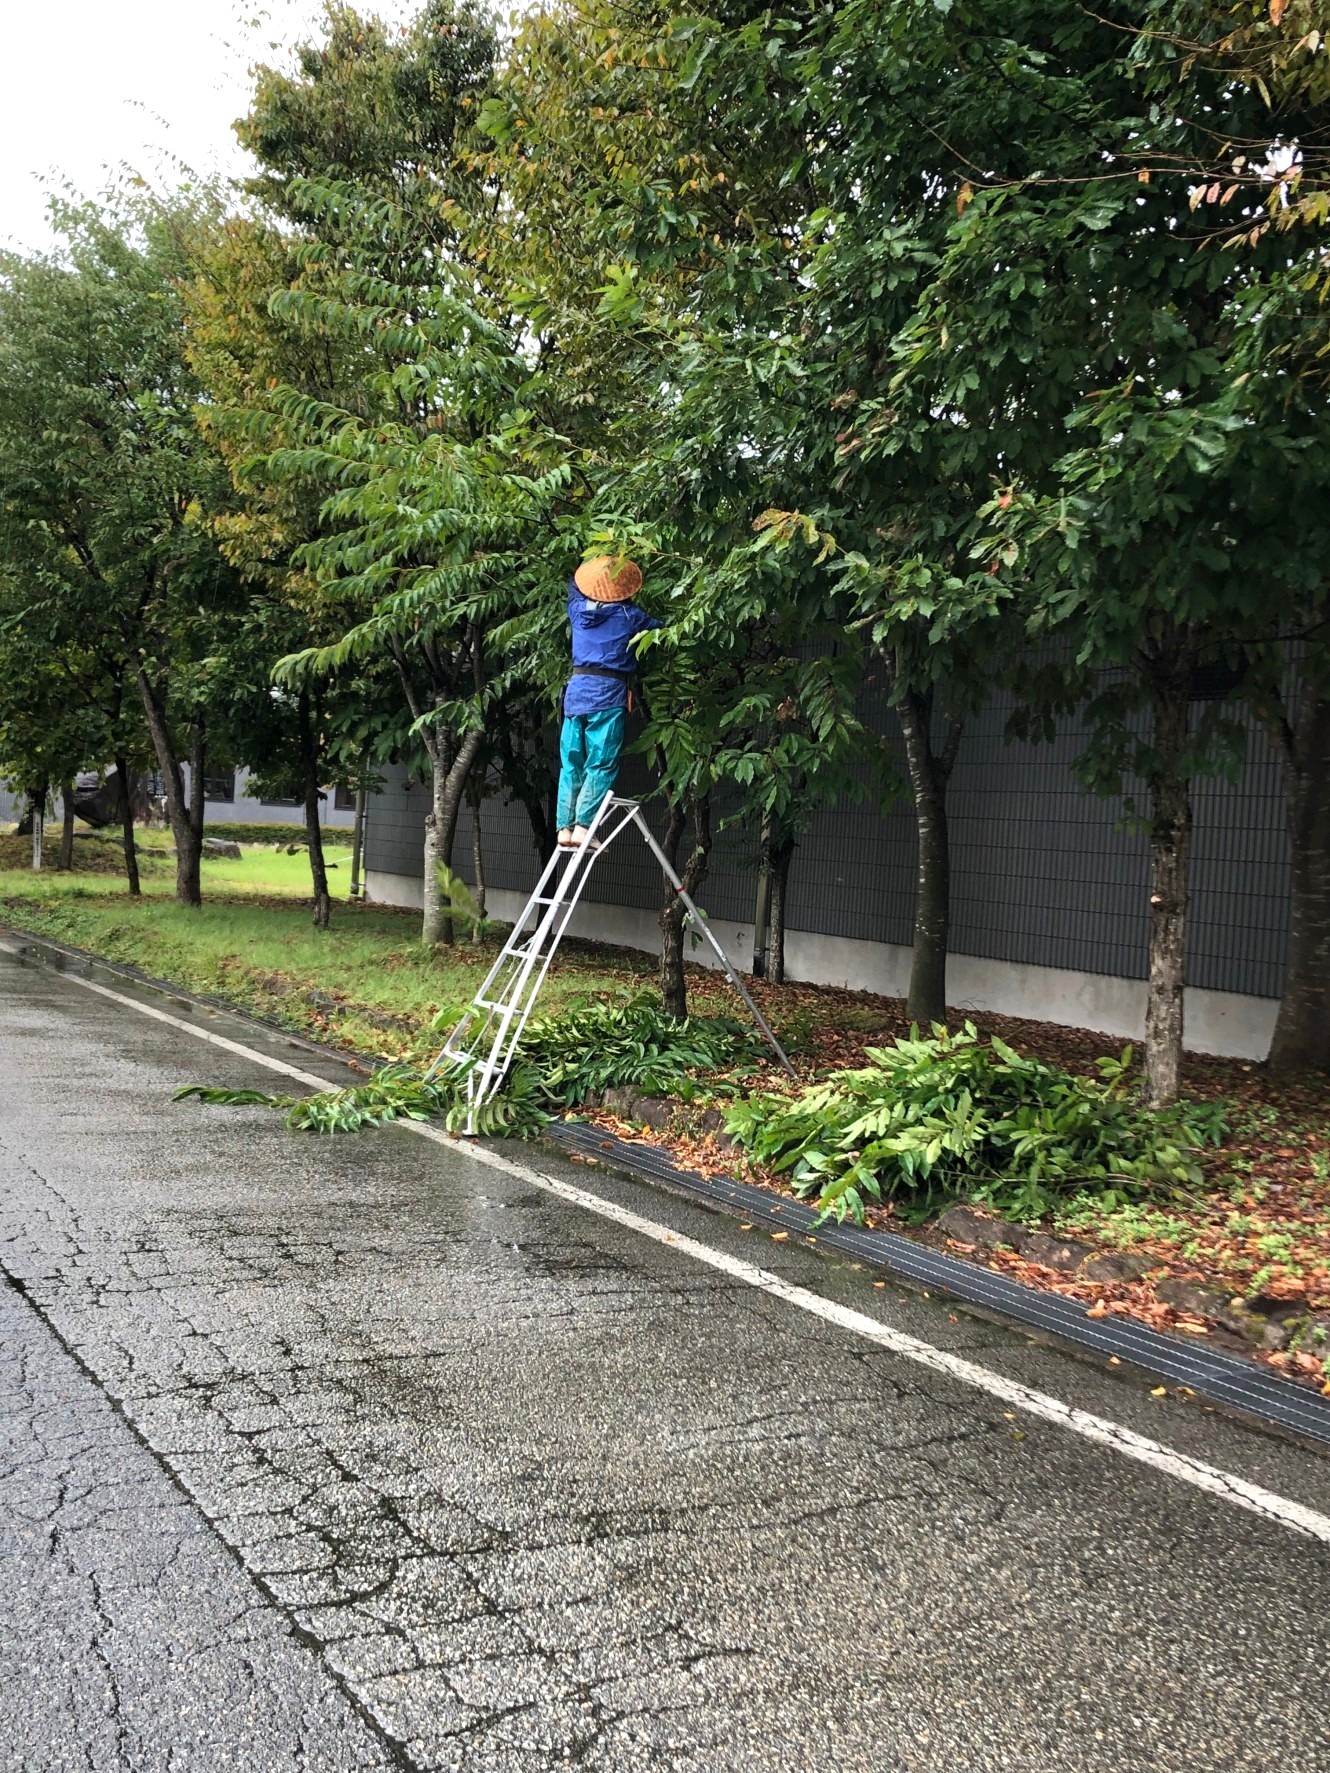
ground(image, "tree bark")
xmin=350 ymin=787 xmax=366 ymax=901
xmin=28 ymin=788 xmax=45 ymax=871
xmin=135 ymin=667 xmax=201 ymax=906
xmin=751 ymin=869 xmax=772 ymax=981
xmin=422 ymin=730 xmax=484 ymax=945
xmin=753 ymin=813 xmax=796 ymax=985
xmin=185 ymin=725 xmax=206 ymax=904
xmin=422 ymin=762 xmax=443 ymax=946
xmin=659 ymin=795 xmax=712 ymax=1019
xmin=58 ymin=783 xmax=75 ymax=870
xmin=767 ymin=837 xmax=793 ymax=987
xmin=114 ymin=752 xmax=141 ymax=896
xmin=298 ymin=689 xmax=331 ymax=930
xmin=470 ymin=789 xmax=487 ymax=947
xmin=1267 ymin=691 xmax=1330 ymax=1076
xmin=897 ymin=687 xmax=964 ymax=1027
xmin=1143 ymin=663 xmax=1193 ymax=1109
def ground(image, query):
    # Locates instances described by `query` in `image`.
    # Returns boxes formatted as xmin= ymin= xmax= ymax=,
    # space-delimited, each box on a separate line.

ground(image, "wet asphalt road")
xmin=1 ymin=947 xmax=1329 ymax=1773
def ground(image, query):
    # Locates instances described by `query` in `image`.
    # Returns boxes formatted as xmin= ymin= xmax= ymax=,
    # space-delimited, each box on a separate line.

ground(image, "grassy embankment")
xmin=0 ymin=826 xmax=657 ymax=1057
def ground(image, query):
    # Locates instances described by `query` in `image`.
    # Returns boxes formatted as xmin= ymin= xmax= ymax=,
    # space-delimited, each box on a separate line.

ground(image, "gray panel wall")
xmin=365 ymin=695 xmax=1290 ymax=1001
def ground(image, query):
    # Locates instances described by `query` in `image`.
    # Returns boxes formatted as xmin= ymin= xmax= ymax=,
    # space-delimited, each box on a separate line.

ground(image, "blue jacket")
xmin=563 ymin=578 xmax=662 ymax=715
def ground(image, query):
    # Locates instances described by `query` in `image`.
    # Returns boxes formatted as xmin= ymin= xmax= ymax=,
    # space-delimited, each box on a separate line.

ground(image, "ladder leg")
xmin=626 ymin=807 xmax=796 ymax=1076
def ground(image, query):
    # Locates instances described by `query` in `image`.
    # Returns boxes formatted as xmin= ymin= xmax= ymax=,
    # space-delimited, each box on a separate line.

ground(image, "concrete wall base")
xmin=363 ymin=869 xmax=1278 ymax=1061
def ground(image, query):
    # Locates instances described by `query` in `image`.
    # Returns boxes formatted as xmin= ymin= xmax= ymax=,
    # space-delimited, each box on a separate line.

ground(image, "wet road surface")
xmin=1 ymin=945 xmax=1328 ymax=1772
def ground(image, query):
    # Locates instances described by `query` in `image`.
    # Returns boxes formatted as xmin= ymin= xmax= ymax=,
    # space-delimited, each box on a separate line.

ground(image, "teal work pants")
xmin=556 ymin=709 xmax=626 ymax=830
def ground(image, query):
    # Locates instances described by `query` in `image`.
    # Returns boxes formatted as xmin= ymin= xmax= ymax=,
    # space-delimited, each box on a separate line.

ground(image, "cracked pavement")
xmin=1 ymin=948 xmax=1329 ymax=1772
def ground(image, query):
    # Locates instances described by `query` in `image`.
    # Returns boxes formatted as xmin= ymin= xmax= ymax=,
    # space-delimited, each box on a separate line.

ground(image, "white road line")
xmin=5 ymin=938 xmax=1330 ymax=1546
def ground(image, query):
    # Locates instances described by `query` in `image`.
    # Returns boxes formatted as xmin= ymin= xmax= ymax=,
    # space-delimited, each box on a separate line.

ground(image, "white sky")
xmin=0 ymin=0 xmax=416 ymax=255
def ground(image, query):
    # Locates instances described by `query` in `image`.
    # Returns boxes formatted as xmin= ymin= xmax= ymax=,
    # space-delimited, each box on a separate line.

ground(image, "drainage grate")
xmin=545 ymin=1121 xmax=1330 ymax=1449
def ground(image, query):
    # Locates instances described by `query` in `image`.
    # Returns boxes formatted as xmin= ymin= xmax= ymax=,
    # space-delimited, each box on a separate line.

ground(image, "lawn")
xmin=3 ymin=821 xmax=1329 ymax=1384
xmin=0 ymin=826 xmax=661 ymax=1059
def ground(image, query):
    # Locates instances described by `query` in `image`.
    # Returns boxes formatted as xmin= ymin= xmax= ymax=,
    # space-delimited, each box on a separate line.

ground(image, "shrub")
xmin=204 ymin=821 xmax=353 ymax=847
xmin=724 ymin=1023 xmax=1227 ymax=1224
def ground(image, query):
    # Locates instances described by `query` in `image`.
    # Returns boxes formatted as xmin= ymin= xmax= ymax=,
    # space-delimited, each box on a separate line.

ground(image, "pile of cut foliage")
xmin=177 ymin=993 xmax=765 ymax=1136
xmin=723 ymin=1024 xmax=1227 ymax=1224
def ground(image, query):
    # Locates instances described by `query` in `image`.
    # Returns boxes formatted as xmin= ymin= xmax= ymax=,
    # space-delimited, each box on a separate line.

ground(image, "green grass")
xmin=0 ymin=831 xmax=656 ymax=1060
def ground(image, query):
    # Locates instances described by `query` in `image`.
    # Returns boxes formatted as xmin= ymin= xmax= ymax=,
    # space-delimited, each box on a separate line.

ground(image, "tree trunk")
xmin=298 ymin=690 xmax=331 ymax=930
xmin=659 ymin=795 xmax=712 ymax=1019
xmin=767 ymin=838 xmax=793 ymax=987
xmin=422 ymin=767 xmax=443 ymax=946
xmin=29 ymin=788 xmax=45 ymax=871
xmin=520 ymin=788 xmax=556 ymax=866
xmin=135 ymin=667 xmax=201 ymax=906
xmin=470 ymin=791 xmax=487 ymax=947
xmin=115 ymin=752 xmax=141 ymax=897
xmin=421 ymin=730 xmax=484 ymax=945
xmin=58 ymin=783 xmax=75 ymax=870
xmin=1268 ymin=691 xmax=1330 ymax=1076
xmin=350 ymin=787 xmax=366 ymax=902
xmin=185 ymin=726 xmax=206 ymax=904
xmin=751 ymin=867 xmax=772 ymax=981
xmin=1143 ymin=667 xmax=1193 ymax=1109
xmin=753 ymin=816 xmax=795 ymax=985
xmin=897 ymin=688 xmax=963 ymax=1027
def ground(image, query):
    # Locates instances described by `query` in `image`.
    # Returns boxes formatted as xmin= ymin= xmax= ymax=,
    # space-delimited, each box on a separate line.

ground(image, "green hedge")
xmin=204 ymin=821 xmax=354 ymax=847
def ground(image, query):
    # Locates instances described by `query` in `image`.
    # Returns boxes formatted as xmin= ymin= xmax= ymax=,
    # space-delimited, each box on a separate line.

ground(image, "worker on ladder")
xmin=556 ymin=555 xmax=661 ymax=851
xmin=428 ymin=555 xmax=796 ymax=1101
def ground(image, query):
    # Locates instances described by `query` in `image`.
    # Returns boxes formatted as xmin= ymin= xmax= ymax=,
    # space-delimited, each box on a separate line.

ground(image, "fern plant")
xmin=516 ymin=992 xmax=765 ymax=1105
xmin=725 ymin=1023 xmax=1227 ymax=1224
xmin=176 ymin=1058 xmax=548 ymax=1138
xmin=177 ymin=993 xmax=761 ymax=1137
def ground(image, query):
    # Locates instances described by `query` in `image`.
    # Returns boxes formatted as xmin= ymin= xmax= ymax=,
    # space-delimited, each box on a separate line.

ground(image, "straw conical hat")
xmin=574 ymin=555 xmax=644 ymax=603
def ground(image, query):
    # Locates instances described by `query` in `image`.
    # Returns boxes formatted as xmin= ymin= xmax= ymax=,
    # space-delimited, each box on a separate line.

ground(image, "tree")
xmin=228 ymin=0 xmax=559 ymax=945
xmin=1125 ymin=0 xmax=1330 ymax=1073
xmin=555 ymin=0 xmax=1086 ymax=1023
xmin=0 ymin=563 xmax=94 ymax=867
xmin=1210 ymin=270 xmax=1330 ymax=1076
xmin=0 ymin=194 xmax=245 ymax=905
xmin=246 ymin=178 xmax=572 ymax=943
xmin=184 ymin=213 xmax=406 ymax=928
xmin=990 ymin=398 xmax=1261 ymax=1106
xmin=942 ymin=0 xmax=1330 ymax=1093
xmin=681 ymin=0 xmax=1328 ymax=1098
xmin=483 ymin=0 xmax=892 ymax=999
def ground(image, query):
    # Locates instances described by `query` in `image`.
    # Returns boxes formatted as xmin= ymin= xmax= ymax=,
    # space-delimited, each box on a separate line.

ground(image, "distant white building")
xmin=182 ymin=766 xmax=357 ymax=830
xmin=1 ymin=769 xmax=356 ymax=832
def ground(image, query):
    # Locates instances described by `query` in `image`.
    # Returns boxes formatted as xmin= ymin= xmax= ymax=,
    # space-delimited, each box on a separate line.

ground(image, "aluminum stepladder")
xmin=425 ymin=794 xmax=795 ymax=1127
